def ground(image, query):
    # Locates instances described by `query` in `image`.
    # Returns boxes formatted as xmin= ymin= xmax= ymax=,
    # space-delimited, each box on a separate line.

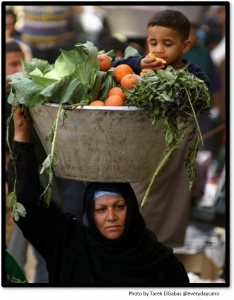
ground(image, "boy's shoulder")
xmin=183 ymin=59 xmax=210 ymax=88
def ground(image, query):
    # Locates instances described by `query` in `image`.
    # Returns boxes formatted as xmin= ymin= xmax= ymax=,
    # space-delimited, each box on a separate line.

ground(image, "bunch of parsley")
xmin=122 ymin=66 xmax=210 ymax=209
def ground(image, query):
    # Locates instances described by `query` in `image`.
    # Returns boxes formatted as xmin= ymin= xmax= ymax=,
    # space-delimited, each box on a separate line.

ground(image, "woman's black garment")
xmin=8 ymin=141 xmax=189 ymax=284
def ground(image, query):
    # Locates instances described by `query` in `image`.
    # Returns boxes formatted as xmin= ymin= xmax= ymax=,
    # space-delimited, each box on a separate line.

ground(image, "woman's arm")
xmin=8 ymin=106 xmax=77 ymax=263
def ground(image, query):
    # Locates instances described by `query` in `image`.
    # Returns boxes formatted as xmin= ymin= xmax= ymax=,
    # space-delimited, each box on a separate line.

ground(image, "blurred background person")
xmin=99 ymin=34 xmax=127 ymax=58
xmin=72 ymin=6 xmax=104 ymax=46
xmin=202 ymin=6 xmax=226 ymax=164
xmin=183 ymin=22 xmax=220 ymax=156
xmin=6 ymin=8 xmax=21 ymax=40
xmin=65 ymin=6 xmax=87 ymax=46
xmin=19 ymin=6 xmax=71 ymax=64
xmin=6 ymin=8 xmax=32 ymax=60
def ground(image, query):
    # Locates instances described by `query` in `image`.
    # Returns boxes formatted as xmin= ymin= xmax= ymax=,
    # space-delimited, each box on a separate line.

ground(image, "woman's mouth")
xmin=106 ymin=225 xmax=120 ymax=230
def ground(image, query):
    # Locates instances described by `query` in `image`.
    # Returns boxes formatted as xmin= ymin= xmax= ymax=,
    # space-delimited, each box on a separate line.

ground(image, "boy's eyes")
xmin=150 ymin=43 xmax=173 ymax=47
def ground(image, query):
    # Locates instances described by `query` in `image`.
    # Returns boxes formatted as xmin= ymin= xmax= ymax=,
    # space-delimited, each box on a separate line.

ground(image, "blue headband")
xmin=93 ymin=190 xmax=122 ymax=200
xmin=82 ymin=190 xmax=123 ymax=227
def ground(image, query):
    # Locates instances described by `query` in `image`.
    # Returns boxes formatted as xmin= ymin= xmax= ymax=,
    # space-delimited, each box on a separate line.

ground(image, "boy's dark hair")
xmin=6 ymin=40 xmax=22 ymax=53
xmin=148 ymin=10 xmax=190 ymax=41
xmin=6 ymin=9 xmax=17 ymax=21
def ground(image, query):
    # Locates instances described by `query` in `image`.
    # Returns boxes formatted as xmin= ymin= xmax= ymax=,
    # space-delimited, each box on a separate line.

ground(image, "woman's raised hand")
xmin=13 ymin=105 xmax=31 ymax=143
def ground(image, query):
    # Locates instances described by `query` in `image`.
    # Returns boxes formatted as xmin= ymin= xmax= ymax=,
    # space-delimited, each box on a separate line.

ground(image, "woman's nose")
xmin=107 ymin=209 xmax=116 ymax=221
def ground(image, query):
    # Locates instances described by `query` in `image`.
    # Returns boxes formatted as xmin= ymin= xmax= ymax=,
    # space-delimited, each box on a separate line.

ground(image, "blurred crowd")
xmin=5 ymin=5 xmax=226 ymax=282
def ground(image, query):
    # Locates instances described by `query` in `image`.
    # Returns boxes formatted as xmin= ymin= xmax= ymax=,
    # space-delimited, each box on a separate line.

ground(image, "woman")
xmin=7 ymin=106 xmax=189 ymax=284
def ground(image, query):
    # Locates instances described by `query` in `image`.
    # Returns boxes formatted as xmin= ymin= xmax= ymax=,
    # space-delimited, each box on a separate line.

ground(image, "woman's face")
xmin=93 ymin=195 xmax=127 ymax=239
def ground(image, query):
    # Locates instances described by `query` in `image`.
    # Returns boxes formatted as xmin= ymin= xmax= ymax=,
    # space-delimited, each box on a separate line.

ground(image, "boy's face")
xmin=6 ymin=51 xmax=24 ymax=88
xmin=147 ymin=26 xmax=191 ymax=68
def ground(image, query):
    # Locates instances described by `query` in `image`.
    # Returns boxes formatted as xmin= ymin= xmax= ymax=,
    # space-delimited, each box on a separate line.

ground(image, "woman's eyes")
xmin=97 ymin=208 xmax=105 ymax=212
xmin=116 ymin=205 xmax=124 ymax=210
xmin=96 ymin=205 xmax=124 ymax=212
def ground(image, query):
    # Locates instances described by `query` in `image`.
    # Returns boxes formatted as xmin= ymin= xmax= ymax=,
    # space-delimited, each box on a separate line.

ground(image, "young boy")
xmin=112 ymin=10 xmax=211 ymax=248
xmin=112 ymin=9 xmax=209 ymax=87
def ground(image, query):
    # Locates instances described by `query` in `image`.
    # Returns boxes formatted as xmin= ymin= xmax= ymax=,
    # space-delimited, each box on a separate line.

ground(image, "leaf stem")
xmin=40 ymin=103 xmax=63 ymax=201
xmin=184 ymin=88 xmax=204 ymax=146
xmin=6 ymin=104 xmax=20 ymax=193
xmin=139 ymin=125 xmax=191 ymax=211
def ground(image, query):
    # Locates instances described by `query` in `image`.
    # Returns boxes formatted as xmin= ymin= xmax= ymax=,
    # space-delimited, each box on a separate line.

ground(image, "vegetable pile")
xmin=6 ymin=41 xmax=210 ymax=220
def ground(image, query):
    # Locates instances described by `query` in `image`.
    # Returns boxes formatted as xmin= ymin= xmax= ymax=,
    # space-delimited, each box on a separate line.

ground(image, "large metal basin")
xmin=29 ymin=104 xmax=166 ymax=182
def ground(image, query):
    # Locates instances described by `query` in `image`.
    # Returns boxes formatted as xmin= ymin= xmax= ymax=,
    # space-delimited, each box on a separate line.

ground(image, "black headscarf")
xmin=83 ymin=182 xmax=174 ymax=283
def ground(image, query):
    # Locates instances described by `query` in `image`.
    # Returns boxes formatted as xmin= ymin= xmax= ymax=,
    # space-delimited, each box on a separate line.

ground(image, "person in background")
xmin=20 ymin=6 xmax=71 ymax=64
xmin=218 ymin=58 xmax=226 ymax=122
xmin=93 ymin=5 xmax=112 ymax=44
xmin=68 ymin=6 xmax=104 ymax=47
xmin=6 ymin=8 xmax=21 ymax=41
xmin=64 ymin=6 xmax=87 ymax=46
xmin=201 ymin=6 xmax=223 ymax=50
xmin=99 ymin=35 xmax=127 ymax=58
xmin=99 ymin=33 xmax=146 ymax=58
xmin=202 ymin=6 xmax=226 ymax=161
xmin=112 ymin=10 xmax=209 ymax=248
xmin=183 ymin=23 xmax=221 ymax=155
xmin=6 ymin=8 xmax=32 ymax=61
xmin=210 ymin=6 xmax=226 ymax=68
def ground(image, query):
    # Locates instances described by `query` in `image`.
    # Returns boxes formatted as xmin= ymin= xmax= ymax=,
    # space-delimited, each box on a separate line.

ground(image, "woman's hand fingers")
xmin=13 ymin=105 xmax=31 ymax=143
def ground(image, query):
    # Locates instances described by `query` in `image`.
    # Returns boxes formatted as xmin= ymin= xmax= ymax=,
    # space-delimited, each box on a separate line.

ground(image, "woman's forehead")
xmin=94 ymin=195 xmax=126 ymax=205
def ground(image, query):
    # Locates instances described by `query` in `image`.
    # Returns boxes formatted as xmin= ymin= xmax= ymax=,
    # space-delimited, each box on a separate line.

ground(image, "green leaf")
xmin=6 ymin=71 xmax=25 ymax=83
xmin=7 ymin=89 xmax=18 ymax=106
xmin=16 ymin=202 xmax=26 ymax=217
xmin=41 ymin=74 xmax=88 ymax=104
xmin=54 ymin=53 xmax=71 ymax=77
xmin=57 ymin=50 xmax=79 ymax=75
xmin=29 ymin=68 xmax=57 ymax=87
xmin=99 ymin=69 xmax=117 ymax=101
xmin=45 ymin=128 xmax=54 ymax=144
xmin=21 ymin=58 xmax=53 ymax=75
xmin=153 ymin=107 xmax=161 ymax=116
xmin=40 ymin=154 xmax=51 ymax=174
xmin=157 ymin=69 xmax=176 ymax=80
xmin=160 ymin=94 xmax=174 ymax=102
xmin=89 ymin=70 xmax=106 ymax=101
xmin=52 ymin=152 xmax=60 ymax=167
xmin=60 ymin=109 xmax=67 ymax=121
xmin=49 ymin=172 xmax=54 ymax=182
xmin=98 ymin=49 xmax=115 ymax=61
xmin=105 ymin=49 xmax=116 ymax=61
xmin=9 ymin=78 xmax=46 ymax=108
xmin=12 ymin=211 xmax=19 ymax=222
xmin=124 ymin=46 xmax=141 ymax=58
xmin=45 ymin=186 xmax=52 ymax=205
xmin=7 ymin=192 xmax=17 ymax=207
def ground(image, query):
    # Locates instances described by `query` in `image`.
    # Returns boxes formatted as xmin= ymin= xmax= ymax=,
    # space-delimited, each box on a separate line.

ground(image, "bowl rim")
xmin=43 ymin=103 xmax=144 ymax=111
